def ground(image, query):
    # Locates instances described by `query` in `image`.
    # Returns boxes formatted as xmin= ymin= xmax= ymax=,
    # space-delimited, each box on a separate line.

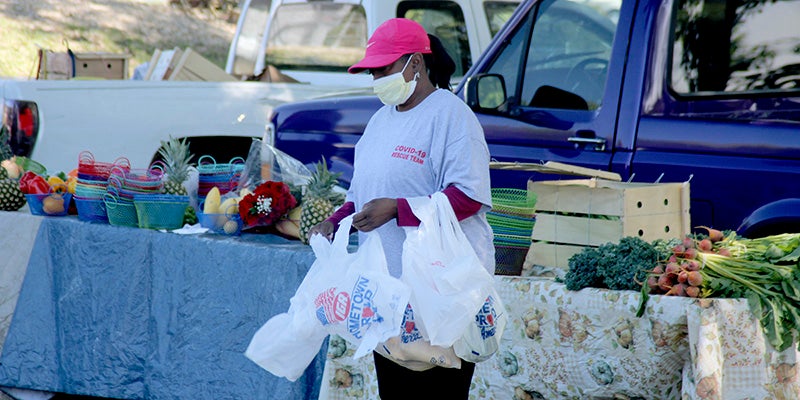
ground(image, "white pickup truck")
xmin=0 ymin=0 xmax=520 ymax=174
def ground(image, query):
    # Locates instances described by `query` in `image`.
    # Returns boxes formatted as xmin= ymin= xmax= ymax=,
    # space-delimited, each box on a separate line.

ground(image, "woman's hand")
xmin=352 ymin=198 xmax=397 ymax=232
xmin=307 ymin=220 xmax=335 ymax=242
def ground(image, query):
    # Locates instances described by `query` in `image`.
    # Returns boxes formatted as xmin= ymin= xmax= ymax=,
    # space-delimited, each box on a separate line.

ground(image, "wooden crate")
xmin=524 ymin=178 xmax=690 ymax=270
xmin=73 ymin=52 xmax=130 ymax=79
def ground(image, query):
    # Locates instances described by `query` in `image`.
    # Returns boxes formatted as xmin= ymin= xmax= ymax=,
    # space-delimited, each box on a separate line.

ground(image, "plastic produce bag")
xmin=237 ymin=138 xmax=313 ymax=191
xmin=453 ymin=288 xmax=507 ymax=363
xmin=301 ymin=215 xmax=411 ymax=358
xmin=402 ymin=192 xmax=494 ymax=347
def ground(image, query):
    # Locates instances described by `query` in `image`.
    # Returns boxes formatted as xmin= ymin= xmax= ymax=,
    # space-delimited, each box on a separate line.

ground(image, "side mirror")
xmin=464 ymin=73 xmax=507 ymax=111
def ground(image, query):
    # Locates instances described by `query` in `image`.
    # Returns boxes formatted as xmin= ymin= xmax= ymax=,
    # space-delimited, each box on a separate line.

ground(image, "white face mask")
xmin=372 ymin=56 xmax=419 ymax=106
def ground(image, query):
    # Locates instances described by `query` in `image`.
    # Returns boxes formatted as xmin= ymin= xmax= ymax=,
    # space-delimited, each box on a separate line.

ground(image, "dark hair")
xmin=423 ymin=34 xmax=456 ymax=90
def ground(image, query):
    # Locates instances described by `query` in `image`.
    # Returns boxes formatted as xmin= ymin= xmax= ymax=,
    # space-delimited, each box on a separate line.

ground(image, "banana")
xmin=275 ymin=218 xmax=300 ymax=239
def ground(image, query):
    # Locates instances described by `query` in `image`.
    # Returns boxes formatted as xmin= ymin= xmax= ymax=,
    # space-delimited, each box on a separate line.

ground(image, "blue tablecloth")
xmin=0 ymin=215 xmax=326 ymax=400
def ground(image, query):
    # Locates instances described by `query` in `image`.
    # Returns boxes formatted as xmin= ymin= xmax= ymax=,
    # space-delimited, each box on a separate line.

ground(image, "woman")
xmin=308 ymin=18 xmax=494 ymax=399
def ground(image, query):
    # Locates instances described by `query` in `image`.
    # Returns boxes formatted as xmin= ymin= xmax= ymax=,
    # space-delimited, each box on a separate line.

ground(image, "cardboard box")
xmin=524 ymin=178 xmax=690 ymax=270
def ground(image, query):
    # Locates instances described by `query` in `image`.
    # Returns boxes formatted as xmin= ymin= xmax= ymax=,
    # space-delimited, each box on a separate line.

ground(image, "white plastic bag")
xmin=375 ymin=304 xmax=462 ymax=371
xmin=244 ymin=215 xmax=409 ymax=379
xmin=244 ymin=311 xmax=328 ymax=381
xmin=453 ymin=288 xmax=507 ymax=363
xmin=302 ymin=215 xmax=411 ymax=358
xmin=402 ymin=192 xmax=494 ymax=347
xmin=245 ymin=243 xmax=331 ymax=381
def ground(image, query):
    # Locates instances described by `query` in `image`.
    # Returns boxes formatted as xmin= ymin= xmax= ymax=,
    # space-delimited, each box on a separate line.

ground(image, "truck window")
xmin=265 ymin=3 xmax=367 ymax=72
xmin=484 ymin=0 xmax=619 ymax=111
xmin=485 ymin=1 xmax=523 ymax=36
xmin=227 ymin=0 xmax=272 ymax=77
xmin=670 ymin=0 xmax=800 ymax=96
xmin=399 ymin=2 xmax=472 ymax=78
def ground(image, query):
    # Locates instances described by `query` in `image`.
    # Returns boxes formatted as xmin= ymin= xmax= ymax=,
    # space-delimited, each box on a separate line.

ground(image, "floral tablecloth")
xmin=319 ymin=277 xmax=800 ymax=400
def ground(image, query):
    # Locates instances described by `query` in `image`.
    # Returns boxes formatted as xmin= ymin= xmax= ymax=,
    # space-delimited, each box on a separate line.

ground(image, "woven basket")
xmin=77 ymin=151 xmax=131 ymax=179
xmin=26 ymin=193 xmax=72 ymax=216
xmin=494 ymin=245 xmax=528 ymax=276
xmin=198 ymin=212 xmax=243 ymax=236
xmin=491 ymin=188 xmax=537 ymax=218
xmin=134 ymin=194 xmax=189 ymax=230
xmin=104 ymin=192 xmax=139 ymax=227
xmin=74 ymin=196 xmax=109 ymax=223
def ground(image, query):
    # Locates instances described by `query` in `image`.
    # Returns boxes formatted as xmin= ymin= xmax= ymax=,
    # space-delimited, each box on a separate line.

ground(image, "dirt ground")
xmin=0 ymin=0 xmax=237 ymax=78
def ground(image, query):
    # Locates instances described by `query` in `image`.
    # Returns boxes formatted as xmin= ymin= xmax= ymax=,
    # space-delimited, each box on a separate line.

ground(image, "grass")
xmin=0 ymin=1 xmax=236 ymax=79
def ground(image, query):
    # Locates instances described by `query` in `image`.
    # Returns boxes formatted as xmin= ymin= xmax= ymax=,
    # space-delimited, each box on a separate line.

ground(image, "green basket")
xmin=491 ymin=188 xmax=536 ymax=218
xmin=104 ymin=193 xmax=139 ymax=228
xmin=487 ymin=211 xmax=535 ymax=230
xmin=494 ymin=245 xmax=527 ymax=276
xmin=134 ymin=195 xmax=189 ymax=230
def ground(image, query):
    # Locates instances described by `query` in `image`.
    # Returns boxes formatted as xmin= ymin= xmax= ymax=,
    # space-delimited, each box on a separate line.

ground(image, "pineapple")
xmin=0 ymin=125 xmax=12 ymax=179
xmin=299 ymin=158 xmax=345 ymax=244
xmin=157 ymin=136 xmax=194 ymax=195
xmin=0 ymin=127 xmax=24 ymax=211
xmin=0 ymin=178 xmax=25 ymax=211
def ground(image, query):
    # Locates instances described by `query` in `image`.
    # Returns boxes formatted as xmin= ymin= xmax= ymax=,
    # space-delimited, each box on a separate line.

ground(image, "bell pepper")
xmin=67 ymin=176 xmax=78 ymax=195
xmin=47 ymin=175 xmax=67 ymax=194
xmin=19 ymin=171 xmax=51 ymax=195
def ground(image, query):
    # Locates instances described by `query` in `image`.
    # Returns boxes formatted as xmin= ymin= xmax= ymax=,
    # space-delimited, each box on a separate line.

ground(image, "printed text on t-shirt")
xmin=391 ymin=145 xmax=427 ymax=165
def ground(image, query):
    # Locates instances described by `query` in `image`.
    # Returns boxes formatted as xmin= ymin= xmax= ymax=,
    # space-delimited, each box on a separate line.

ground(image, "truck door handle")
xmin=568 ymin=136 xmax=606 ymax=151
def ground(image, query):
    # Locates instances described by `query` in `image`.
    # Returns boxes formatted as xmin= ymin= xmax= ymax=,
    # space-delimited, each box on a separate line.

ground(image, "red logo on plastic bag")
xmin=475 ymin=295 xmax=499 ymax=339
xmin=314 ymin=288 xmax=351 ymax=326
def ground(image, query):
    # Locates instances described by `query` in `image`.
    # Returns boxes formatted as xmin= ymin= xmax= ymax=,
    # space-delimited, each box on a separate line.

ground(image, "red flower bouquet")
xmin=238 ymin=181 xmax=297 ymax=228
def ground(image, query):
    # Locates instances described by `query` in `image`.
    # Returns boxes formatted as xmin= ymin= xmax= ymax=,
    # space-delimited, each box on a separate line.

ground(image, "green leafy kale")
xmin=560 ymin=236 xmax=660 ymax=291
xmin=596 ymin=237 xmax=659 ymax=291
xmin=561 ymin=246 xmax=605 ymax=291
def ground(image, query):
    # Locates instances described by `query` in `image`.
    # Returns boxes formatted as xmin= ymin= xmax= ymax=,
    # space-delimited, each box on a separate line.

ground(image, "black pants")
xmin=373 ymin=352 xmax=476 ymax=399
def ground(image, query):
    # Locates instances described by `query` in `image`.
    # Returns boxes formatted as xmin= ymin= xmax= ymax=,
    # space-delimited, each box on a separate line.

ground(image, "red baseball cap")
xmin=348 ymin=18 xmax=432 ymax=74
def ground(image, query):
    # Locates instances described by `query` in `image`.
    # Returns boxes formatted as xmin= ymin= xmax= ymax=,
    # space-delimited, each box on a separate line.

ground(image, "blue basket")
xmin=198 ymin=212 xmax=243 ymax=236
xmin=74 ymin=196 xmax=109 ymax=223
xmin=134 ymin=194 xmax=189 ymax=230
xmin=26 ymin=193 xmax=72 ymax=216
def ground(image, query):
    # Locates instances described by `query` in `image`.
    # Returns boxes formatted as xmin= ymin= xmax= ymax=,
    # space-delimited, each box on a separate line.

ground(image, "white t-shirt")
xmin=346 ymin=89 xmax=495 ymax=277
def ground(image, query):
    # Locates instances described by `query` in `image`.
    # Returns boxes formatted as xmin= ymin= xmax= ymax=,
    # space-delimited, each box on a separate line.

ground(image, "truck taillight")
xmin=2 ymin=100 xmax=39 ymax=157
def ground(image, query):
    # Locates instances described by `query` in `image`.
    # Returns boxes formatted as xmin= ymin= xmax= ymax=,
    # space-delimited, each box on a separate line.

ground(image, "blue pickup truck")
xmin=270 ymin=0 xmax=800 ymax=237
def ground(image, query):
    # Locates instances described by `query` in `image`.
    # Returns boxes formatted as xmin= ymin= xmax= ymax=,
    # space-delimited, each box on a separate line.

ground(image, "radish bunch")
xmin=641 ymin=228 xmax=800 ymax=352
xmin=645 ymin=227 xmax=729 ymax=298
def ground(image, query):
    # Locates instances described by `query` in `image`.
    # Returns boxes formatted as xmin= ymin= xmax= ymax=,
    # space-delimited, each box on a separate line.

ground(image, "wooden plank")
xmin=73 ymin=53 xmax=129 ymax=80
xmin=490 ymin=161 xmax=622 ymax=181
xmin=169 ymin=48 xmax=236 ymax=82
xmin=619 ymin=213 xmax=687 ymax=240
xmin=533 ymin=211 xmax=686 ymax=245
xmin=142 ymin=49 xmax=162 ymax=80
xmin=530 ymin=179 xmax=626 ymax=216
xmin=680 ymin=181 xmax=691 ymax=237
xmin=147 ymin=48 xmax=180 ymax=80
xmin=597 ymin=181 xmax=686 ymax=217
xmin=524 ymin=241 xmax=586 ymax=270
xmin=531 ymin=213 xmax=623 ymax=246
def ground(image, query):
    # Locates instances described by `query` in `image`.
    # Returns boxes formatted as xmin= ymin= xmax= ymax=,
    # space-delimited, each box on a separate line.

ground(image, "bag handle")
xmin=331 ymin=215 xmax=353 ymax=252
xmin=406 ymin=195 xmax=437 ymax=227
xmin=309 ymin=214 xmax=353 ymax=258
xmin=432 ymin=192 xmax=469 ymax=246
